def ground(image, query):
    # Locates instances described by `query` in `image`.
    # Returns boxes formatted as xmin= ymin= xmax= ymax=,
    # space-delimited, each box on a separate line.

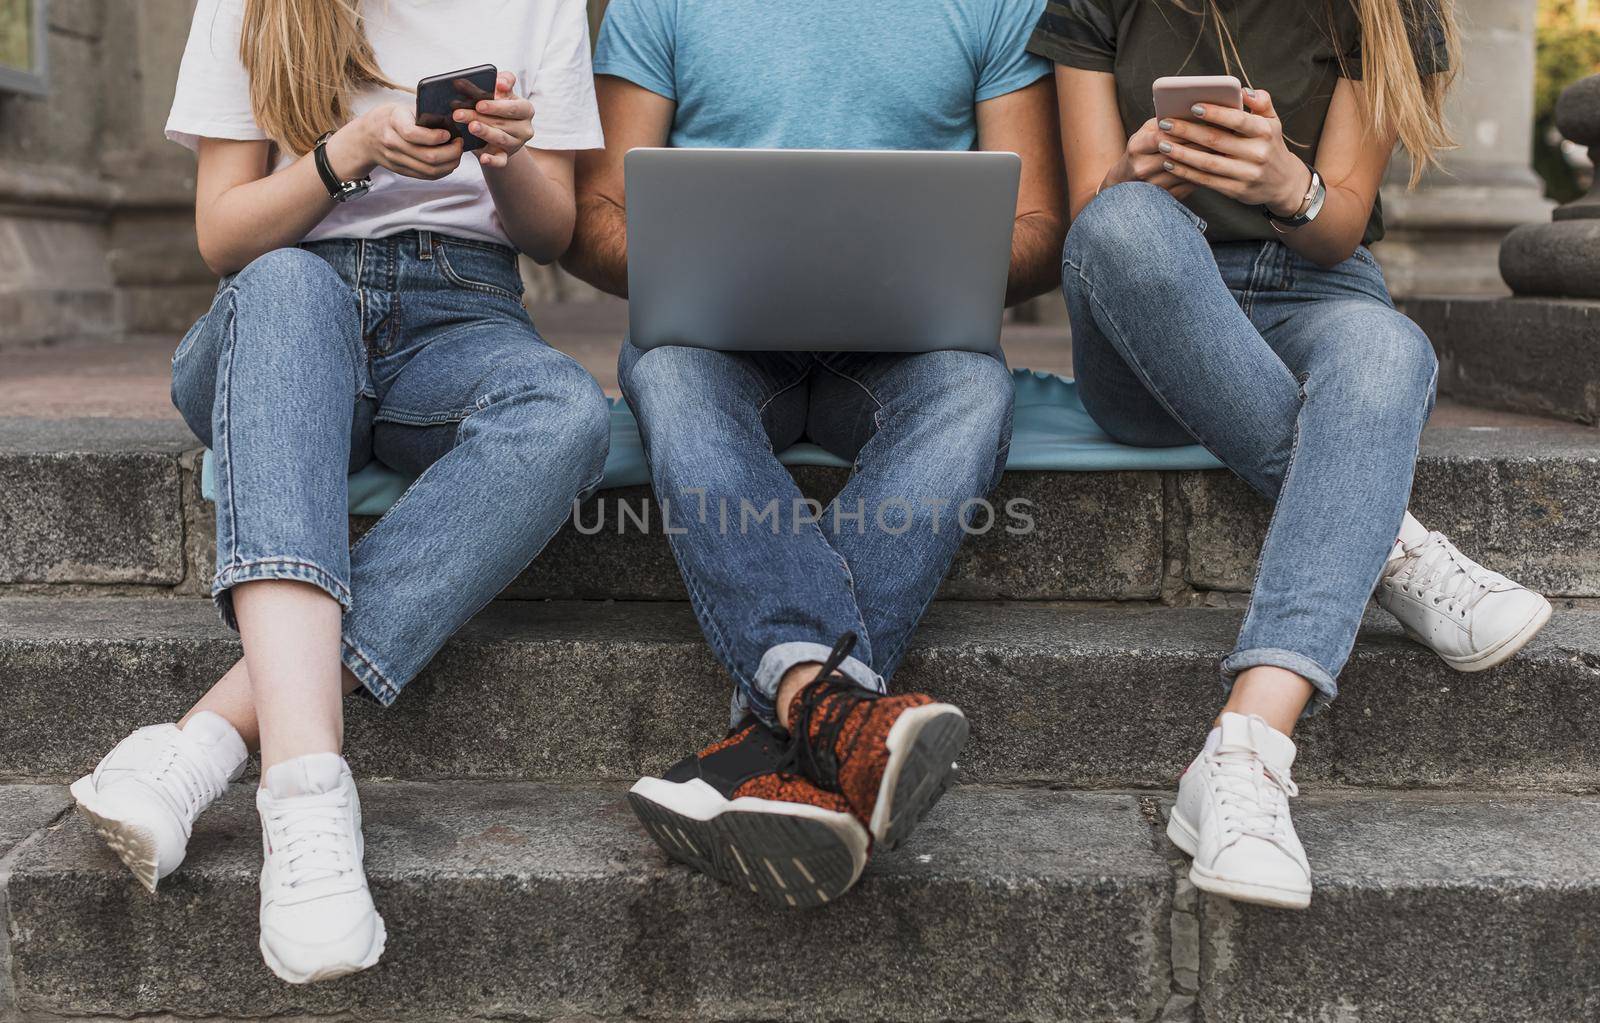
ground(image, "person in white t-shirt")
xmin=67 ymin=0 xmax=606 ymax=984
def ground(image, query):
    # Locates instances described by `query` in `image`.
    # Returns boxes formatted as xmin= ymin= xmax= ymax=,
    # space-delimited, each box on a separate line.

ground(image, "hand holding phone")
xmin=417 ymin=66 xmax=534 ymax=169
xmin=1152 ymin=84 xmax=1313 ymax=216
xmin=340 ymin=104 xmax=464 ymax=182
xmin=452 ymin=70 xmax=535 ymax=169
xmin=417 ymin=64 xmax=498 ymax=152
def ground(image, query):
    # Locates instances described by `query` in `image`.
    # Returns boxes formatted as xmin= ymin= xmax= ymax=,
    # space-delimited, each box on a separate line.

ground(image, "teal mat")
xmin=199 ymin=369 xmax=1222 ymax=515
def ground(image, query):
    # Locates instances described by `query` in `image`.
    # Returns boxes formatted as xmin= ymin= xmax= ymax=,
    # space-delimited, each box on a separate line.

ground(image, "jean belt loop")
xmin=417 ymin=228 xmax=433 ymax=260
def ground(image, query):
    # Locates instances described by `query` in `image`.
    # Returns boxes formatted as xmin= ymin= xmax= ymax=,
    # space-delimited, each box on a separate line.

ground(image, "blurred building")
xmin=0 ymin=0 xmax=1557 ymax=348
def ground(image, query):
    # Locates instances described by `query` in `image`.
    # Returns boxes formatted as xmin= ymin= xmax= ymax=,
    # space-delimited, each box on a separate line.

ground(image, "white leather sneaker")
xmin=256 ymin=753 xmax=385 ymax=984
xmin=1377 ymin=531 xmax=1552 ymax=672
xmin=1168 ymin=713 xmax=1311 ymax=910
xmin=70 ymin=711 xmax=248 ymax=892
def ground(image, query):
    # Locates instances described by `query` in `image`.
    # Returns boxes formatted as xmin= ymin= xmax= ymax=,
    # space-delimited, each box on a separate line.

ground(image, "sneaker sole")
xmin=1420 ymin=596 xmax=1554 ymax=673
xmin=870 ymin=704 xmax=969 ymax=851
xmin=69 ymin=776 xmax=162 ymax=894
xmin=628 ymin=777 xmax=869 ymax=909
xmin=1166 ymin=809 xmax=1311 ymax=911
xmin=259 ymin=914 xmax=388 ymax=985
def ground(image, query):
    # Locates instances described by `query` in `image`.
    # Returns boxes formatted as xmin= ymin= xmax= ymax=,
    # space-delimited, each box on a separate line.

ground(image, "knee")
xmin=621 ymin=344 xmax=727 ymax=421
xmin=1064 ymin=182 xmax=1199 ymax=276
xmin=530 ymin=360 xmax=611 ymax=467
xmin=903 ymin=352 xmax=1014 ymax=440
xmin=1314 ymin=310 xmax=1439 ymax=419
xmin=225 ymin=249 xmax=353 ymax=366
xmin=233 ymin=247 xmax=343 ymax=298
xmin=552 ymin=369 xmax=613 ymax=468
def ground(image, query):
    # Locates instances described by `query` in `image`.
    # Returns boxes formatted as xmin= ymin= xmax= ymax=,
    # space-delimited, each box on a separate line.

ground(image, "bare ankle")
xmin=774 ymin=662 xmax=825 ymax=730
xmin=1219 ymin=667 xmax=1315 ymax=737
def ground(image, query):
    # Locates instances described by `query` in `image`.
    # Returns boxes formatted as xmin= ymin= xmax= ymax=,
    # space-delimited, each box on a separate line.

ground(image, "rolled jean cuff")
xmin=211 ymin=557 xmax=351 ymax=632
xmin=1220 ymin=648 xmax=1339 ymax=717
xmin=341 ymin=634 xmax=403 ymax=708
xmin=736 ymin=642 xmax=886 ymax=728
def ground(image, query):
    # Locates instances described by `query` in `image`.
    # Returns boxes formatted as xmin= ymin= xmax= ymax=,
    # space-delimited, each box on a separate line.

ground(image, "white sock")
xmin=182 ymin=710 xmax=248 ymax=777
xmin=1203 ymin=726 xmax=1222 ymax=755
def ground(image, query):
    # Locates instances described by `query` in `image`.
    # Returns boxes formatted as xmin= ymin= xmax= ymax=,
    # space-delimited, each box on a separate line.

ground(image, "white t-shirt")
xmin=166 ymin=0 xmax=605 ymax=247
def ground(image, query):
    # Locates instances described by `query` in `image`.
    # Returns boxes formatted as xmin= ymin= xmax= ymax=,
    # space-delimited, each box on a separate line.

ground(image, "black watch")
xmin=314 ymin=131 xmax=371 ymax=203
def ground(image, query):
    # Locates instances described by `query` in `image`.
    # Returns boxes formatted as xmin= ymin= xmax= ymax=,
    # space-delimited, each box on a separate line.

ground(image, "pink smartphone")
xmin=1152 ymin=75 xmax=1244 ymax=120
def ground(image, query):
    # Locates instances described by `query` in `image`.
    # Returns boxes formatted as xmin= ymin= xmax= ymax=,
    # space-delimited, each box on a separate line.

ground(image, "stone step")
xmin=5 ymin=598 xmax=1598 ymax=790
xmin=5 ymin=411 xmax=1600 ymax=601
xmin=4 ymin=782 xmax=1596 ymax=1022
xmin=1400 ymin=296 xmax=1600 ymax=427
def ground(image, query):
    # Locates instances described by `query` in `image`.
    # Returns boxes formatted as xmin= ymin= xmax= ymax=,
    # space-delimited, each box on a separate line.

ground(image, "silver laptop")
xmin=625 ymin=148 xmax=1020 ymax=353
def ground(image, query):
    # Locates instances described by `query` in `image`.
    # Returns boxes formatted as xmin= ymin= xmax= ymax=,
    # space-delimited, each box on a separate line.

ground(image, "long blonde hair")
xmin=239 ymin=0 xmax=402 ymax=155
xmin=1182 ymin=0 xmax=1461 ymax=186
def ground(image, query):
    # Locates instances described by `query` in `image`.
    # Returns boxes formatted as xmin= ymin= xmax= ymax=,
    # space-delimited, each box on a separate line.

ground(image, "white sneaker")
xmin=1168 ymin=713 xmax=1311 ymax=910
xmin=1377 ymin=531 xmax=1553 ymax=672
xmin=256 ymin=753 xmax=385 ymax=984
xmin=69 ymin=711 xmax=247 ymax=892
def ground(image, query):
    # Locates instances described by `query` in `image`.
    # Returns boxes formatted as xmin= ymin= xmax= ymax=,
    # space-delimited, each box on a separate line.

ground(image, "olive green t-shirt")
xmin=1027 ymin=0 xmax=1448 ymax=244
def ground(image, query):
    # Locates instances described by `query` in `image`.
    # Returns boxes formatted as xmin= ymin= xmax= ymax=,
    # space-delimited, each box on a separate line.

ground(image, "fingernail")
xmin=1191 ymin=105 xmax=1205 ymax=118
xmin=1158 ymin=141 xmax=1173 ymax=154
xmin=1158 ymin=119 xmax=1173 ymax=132
xmin=1245 ymin=88 xmax=1257 ymax=97
xmin=1163 ymin=161 xmax=1175 ymax=172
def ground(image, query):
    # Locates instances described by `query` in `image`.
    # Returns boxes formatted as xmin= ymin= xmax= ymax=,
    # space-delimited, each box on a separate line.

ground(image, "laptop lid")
xmin=624 ymin=148 xmax=1020 ymax=353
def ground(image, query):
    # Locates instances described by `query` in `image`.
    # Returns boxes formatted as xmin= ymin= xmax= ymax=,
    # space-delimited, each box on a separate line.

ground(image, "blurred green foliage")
xmin=1537 ymin=0 xmax=1600 ymax=199
xmin=0 ymin=0 xmax=34 ymax=71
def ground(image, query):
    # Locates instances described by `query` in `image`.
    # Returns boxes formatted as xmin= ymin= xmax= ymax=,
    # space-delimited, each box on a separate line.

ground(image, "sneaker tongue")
xmin=181 ymin=712 xmax=248 ymax=771
xmin=263 ymin=753 xmax=347 ymax=800
xmin=1215 ymin=713 xmax=1296 ymax=774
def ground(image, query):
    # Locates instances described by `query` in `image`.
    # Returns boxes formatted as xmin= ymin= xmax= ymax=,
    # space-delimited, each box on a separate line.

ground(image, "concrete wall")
xmin=0 ymin=0 xmax=1547 ymax=347
xmin=0 ymin=0 xmax=207 ymax=348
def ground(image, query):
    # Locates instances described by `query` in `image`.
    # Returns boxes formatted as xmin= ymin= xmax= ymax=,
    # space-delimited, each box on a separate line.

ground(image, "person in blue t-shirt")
xmin=562 ymin=0 xmax=1064 ymax=907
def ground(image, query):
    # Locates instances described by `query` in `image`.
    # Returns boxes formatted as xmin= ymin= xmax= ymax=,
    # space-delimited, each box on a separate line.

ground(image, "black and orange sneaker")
xmin=781 ymin=633 xmax=968 ymax=851
xmin=627 ymin=716 xmax=870 ymax=909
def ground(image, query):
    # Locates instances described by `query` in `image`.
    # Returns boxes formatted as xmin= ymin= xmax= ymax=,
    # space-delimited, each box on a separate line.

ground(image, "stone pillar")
xmin=1499 ymin=74 xmax=1600 ymax=297
xmin=1374 ymin=0 xmax=1553 ymax=298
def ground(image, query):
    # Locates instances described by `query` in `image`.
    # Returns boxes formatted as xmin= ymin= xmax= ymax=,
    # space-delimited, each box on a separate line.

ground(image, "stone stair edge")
xmin=5 ymin=597 xmax=1600 ymax=791
xmin=3 ymin=780 xmax=1597 ymax=1023
xmin=6 ymin=413 xmax=1600 ymax=602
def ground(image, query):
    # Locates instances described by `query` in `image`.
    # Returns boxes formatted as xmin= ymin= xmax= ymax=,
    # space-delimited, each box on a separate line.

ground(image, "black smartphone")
xmin=415 ymin=64 xmax=498 ymax=152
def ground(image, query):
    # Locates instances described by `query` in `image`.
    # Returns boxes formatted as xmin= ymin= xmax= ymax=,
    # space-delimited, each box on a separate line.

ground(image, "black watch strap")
xmin=313 ymin=131 xmax=371 ymax=203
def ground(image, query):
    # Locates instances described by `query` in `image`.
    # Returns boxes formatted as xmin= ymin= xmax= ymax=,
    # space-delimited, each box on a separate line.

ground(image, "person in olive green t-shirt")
xmin=1032 ymin=0 xmax=1553 ymax=913
xmin=1029 ymin=0 xmax=1448 ymax=243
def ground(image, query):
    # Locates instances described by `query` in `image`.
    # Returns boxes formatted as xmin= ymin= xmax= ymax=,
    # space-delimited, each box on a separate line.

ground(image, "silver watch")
xmin=1261 ymin=169 xmax=1326 ymax=230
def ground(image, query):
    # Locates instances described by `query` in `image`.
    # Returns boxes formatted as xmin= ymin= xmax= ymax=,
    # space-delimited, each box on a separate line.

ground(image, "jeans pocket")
xmin=433 ymin=241 xmax=524 ymax=302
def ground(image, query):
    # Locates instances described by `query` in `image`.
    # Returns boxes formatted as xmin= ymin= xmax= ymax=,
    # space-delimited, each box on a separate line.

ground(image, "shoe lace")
xmin=269 ymin=793 xmax=357 ymax=889
xmin=776 ymin=632 xmax=876 ymax=791
xmin=147 ymin=734 xmax=226 ymax=819
xmin=1209 ymin=747 xmax=1298 ymax=846
xmin=1393 ymin=532 xmax=1506 ymax=617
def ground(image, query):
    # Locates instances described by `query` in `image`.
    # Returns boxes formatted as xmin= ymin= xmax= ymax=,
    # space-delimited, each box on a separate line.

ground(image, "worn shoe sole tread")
xmin=872 ymin=704 xmax=969 ymax=852
xmin=69 ymin=776 xmax=161 ymax=894
xmin=628 ymin=787 xmax=865 ymax=909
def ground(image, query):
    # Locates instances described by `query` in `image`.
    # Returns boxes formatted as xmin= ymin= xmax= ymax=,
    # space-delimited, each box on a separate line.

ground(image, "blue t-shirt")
xmin=593 ymin=0 xmax=1051 ymax=152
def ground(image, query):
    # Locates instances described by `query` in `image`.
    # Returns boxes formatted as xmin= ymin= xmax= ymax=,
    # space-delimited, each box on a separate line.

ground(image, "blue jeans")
xmin=1064 ymin=183 xmax=1438 ymax=709
xmin=172 ymin=231 xmax=610 ymax=704
xmin=617 ymin=342 xmax=1014 ymax=726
